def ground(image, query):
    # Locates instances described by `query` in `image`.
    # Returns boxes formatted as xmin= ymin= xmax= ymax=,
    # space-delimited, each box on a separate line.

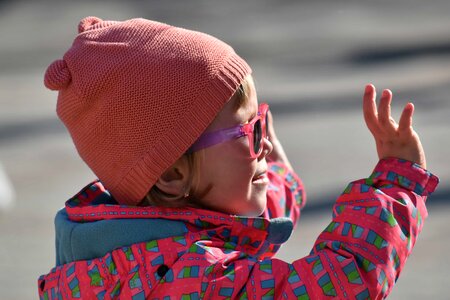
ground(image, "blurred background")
xmin=0 ymin=0 xmax=449 ymax=298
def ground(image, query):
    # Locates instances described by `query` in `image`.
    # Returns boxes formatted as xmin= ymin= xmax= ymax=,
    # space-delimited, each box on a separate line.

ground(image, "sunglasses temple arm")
xmin=187 ymin=126 xmax=244 ymax=153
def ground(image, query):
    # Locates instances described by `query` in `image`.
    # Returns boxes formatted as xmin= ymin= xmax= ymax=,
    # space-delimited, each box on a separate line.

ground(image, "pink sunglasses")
xmin=188 ymin=103 xmax=269 ymax=158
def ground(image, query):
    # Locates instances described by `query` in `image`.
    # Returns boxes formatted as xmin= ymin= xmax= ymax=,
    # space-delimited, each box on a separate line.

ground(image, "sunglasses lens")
xmin=253 ymin=119 xmax=262 ymax=154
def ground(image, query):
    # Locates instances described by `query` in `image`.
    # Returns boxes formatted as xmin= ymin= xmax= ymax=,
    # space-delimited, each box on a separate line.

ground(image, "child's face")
xmin=192 ymin=78 xmax=273 ymax=216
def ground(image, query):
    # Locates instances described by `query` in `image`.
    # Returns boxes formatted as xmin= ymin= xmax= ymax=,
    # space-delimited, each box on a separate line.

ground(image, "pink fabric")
xmin=44 ymin=17 xmax=251 ymax=205
xmin=38 ymin=159 xmax=438 ymax=299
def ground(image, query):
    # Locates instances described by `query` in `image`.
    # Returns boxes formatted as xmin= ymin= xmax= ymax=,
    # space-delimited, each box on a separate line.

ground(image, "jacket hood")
xmin=55 ymin=180 xmax=294 ymax=265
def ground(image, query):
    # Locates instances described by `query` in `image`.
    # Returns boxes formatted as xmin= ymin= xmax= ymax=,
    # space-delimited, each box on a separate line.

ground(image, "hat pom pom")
xmin=44 ymin=59 xmax=71 ymax=90
xmin=78 ymin=16 xmax=103 ymax=33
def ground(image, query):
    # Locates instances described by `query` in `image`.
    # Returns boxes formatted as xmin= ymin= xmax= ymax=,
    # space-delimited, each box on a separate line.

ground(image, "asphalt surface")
xmin=1 ymin=1 xmax=449 ymax=299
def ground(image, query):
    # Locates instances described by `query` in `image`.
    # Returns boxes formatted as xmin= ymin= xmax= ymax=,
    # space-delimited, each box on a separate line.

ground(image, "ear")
xmin=154 ymin=156 xmax=190 ymax=198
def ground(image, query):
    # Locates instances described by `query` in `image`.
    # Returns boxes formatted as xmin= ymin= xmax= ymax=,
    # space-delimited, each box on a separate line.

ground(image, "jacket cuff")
xmin=268 ymin=162 xmax=306 ymax=208
xmin=369 ymin=158 xmax=439 ymax=196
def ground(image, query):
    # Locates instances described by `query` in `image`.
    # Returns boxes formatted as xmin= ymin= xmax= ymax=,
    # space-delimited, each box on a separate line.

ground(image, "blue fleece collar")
xmin=56 ymin=180 xmax=294 ymax=265
xmin=55 ymin=208 xmax=188 ymax=266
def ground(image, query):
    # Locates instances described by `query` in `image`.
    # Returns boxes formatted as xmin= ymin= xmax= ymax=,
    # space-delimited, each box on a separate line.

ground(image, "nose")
xmin=258 ymin=137 xmax=273 ymax=161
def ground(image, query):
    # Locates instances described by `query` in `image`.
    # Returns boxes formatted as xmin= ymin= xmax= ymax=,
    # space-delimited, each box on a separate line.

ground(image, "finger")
xmin=398 ymin=102 xmax=414 ymax=132
xmin=378 ymin=89 xmax=393 ymax=127
xmin=363 ymin=84 xmax=378 ymax=126
xmin=362 ymin=84 xmax=379 ymax=134
xmin=267 ymin=110 xmax=273 ymax=125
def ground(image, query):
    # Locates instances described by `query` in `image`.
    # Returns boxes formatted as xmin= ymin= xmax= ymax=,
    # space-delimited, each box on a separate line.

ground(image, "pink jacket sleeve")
xmin=247 ymin=158 xmax=439 ymax=299
xmin=263 ymin=162 xmax=306 ymax=224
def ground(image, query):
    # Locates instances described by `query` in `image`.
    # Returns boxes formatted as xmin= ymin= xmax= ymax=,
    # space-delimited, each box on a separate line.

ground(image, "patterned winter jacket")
xmin=38 ymin=159 xmax=438 ymax=299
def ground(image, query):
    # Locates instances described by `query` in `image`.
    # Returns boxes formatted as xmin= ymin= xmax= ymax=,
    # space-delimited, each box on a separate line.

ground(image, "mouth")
xmin=252 ymin=170 xmax=269 ymax=185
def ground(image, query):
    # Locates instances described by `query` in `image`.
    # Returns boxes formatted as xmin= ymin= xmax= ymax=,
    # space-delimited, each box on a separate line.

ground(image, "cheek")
xmin=219 ymin=150 xmax=256 ymax=182
xmin=197 ymin=139 xmax=257 ymax=178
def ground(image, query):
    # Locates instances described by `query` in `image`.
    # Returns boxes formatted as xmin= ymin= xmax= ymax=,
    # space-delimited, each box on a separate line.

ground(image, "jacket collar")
xmin=65 ymin=180 xmax=294 ymax=257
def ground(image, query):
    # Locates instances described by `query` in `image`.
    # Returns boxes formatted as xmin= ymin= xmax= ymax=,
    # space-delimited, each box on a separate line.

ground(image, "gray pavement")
xmin=1 ymin=0 xmax=449 ymax=299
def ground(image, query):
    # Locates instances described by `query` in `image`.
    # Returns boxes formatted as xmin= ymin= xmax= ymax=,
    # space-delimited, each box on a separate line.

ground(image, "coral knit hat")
xmin=44 ymin=16 xmax=251 ymax=205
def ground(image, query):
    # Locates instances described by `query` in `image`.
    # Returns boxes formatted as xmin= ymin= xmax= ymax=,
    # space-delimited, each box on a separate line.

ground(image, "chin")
xmin=243 ymin=200 xmax=267 ymax=217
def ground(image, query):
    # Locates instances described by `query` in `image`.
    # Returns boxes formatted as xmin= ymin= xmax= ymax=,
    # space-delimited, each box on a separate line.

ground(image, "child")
xmin=39 ymin=16 xmax=438 ymax=299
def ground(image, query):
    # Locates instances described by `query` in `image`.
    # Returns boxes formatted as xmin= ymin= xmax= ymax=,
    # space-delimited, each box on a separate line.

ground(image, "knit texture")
xmin=44 ymin=16 xmax=251 ymax=205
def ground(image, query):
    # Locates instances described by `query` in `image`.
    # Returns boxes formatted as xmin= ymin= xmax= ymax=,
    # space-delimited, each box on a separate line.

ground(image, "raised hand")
xmin=363 ymin=84 xmax=426 ymax=169
xmin=265 ymin=110 xmax=294 ymax=171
